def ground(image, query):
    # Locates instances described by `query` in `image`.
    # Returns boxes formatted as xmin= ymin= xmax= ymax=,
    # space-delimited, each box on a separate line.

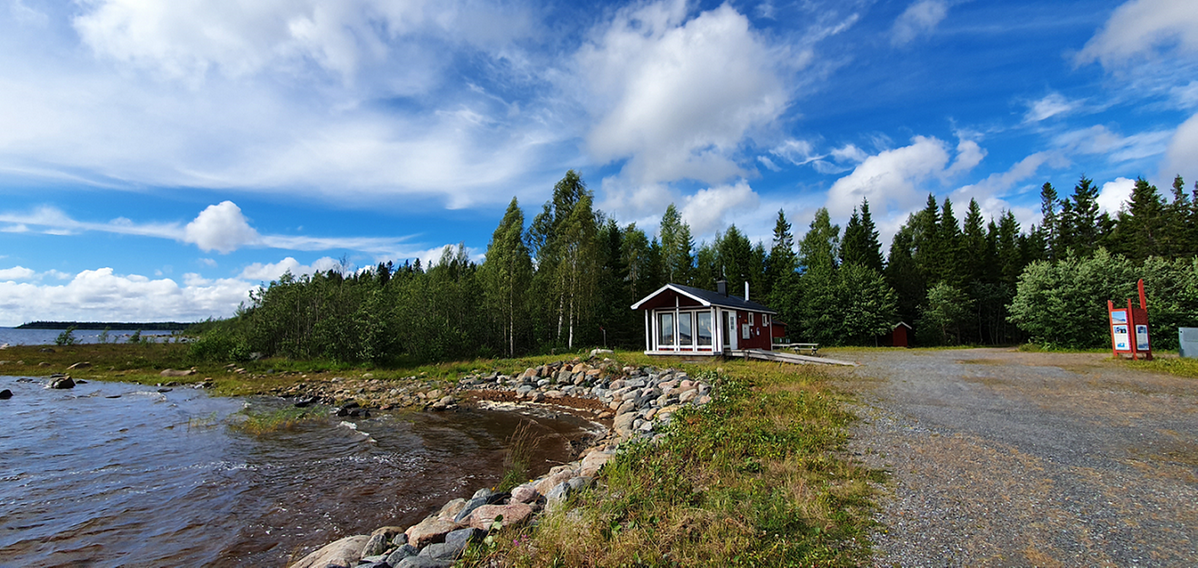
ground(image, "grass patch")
xmin=495 ymin=420 xmax=541 ymax=493
xmin=1124 ymin=356 xmax=1198 ymax=379
xmin=229 ymin=406 xmax=326 ymax=436
xmin=466 ymin=363 xmax=881 ymax=567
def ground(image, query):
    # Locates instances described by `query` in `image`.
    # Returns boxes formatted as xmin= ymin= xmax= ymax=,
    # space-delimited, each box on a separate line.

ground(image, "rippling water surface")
xmin=0 ymin=375 xmax=594 ymax=567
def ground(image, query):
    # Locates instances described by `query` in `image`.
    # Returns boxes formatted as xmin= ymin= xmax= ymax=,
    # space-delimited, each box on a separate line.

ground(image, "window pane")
xmin=697 ymin=312 xmax=712 ymax=346
xmin=658 ymin=313 xmax=674 ymax=346
xmin=678 ymin=313 xmax=692 ymax=345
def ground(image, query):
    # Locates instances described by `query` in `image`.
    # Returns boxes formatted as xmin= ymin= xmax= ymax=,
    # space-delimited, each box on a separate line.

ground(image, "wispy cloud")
xmin=891 ymin=0 xmax=951 ymax=47
xmin=0 ymin=202 xmax=417 ymax=255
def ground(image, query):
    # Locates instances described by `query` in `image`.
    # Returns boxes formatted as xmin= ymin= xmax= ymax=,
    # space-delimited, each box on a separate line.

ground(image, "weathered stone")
xmin=385 ymin=544 xmax=419 ymax=566
xmin=465 ymin=503 xmax=534 ymax=530
xmin=579 ymin=451 xmax=613 ymax=478
xmin=535 ymin=468 xmax=576 ymax=495
xmin=544 ymin=390 xmax=564 ymax=399
xmin=421 ymin=527 xmax=483 ymax=559
xmin=437 ymin=498 xmax=467 ymax=520
xmin=395 ymin=556 xmax=453 ymax=568
xmin=678 ymin=389 xmax=698 ymax=404
xmin=0 ymin=389 xmax=11 ymax=399
xmin=530 ymin=392 xmax=545 ymax=403
xmin=453 ymin=496 xmax=489 ymax=523
xmin=698 ymin=395 xmax=712 ymax=405
xmin=616 ymin=400 xmax=636 ymax=415
xmin=49 ymin=377 xmax=75 ymax=389
xmin=159 ymin=368 xmax=195 ymax=377
xmin=361 ymin=533 xmax=390 ymax=557
xmin=405 ymin=517 xmax=460 ymax=549
xmin=511 ymin=483 xmax=540 ymax=503
xmin=472 ymin=487 xmax=495 ymax=500
xmin=613 ymin=412 xmax=637 ymax=437
xmin=289 ymin=534 xmax=370 ymax=568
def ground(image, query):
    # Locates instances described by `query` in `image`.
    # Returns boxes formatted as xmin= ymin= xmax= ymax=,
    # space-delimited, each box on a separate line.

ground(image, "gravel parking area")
xmin=841 ymin=348 xmax=1198 ymax=567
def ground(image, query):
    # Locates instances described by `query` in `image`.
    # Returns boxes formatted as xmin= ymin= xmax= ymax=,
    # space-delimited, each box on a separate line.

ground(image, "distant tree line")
xmin=18 ymin=321 xmax=191 ymax=331
xmin=192 ymin=171 xmax=1198 ymax=363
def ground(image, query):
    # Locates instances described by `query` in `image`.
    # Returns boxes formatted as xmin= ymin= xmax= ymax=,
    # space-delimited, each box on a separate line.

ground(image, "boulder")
xmin=510 ymin=483 xmax=540 ymax=504
xmin=49 ymin=377 xmax=75 ymax=389
xmin=579 ymin=451 xmax=613 ymax=477
xmin=405 ymin=517 xmax=460 ymax=549
xmin=289 ymin=534 xmax=370 ymax=568
xmin=465 ymin=502 xmax=534 ymax=530
xmin=395 ymin=557 xmax=453 ymax=568
xmin=420 ymin=527 xmax=482 ymax=560
xmin=159 ymin=368 xmax=196 ymax=377
xmin=453 ymin=496 xmax=489 ymax=523
xmin=534 ymin=469 xmax=576 ymax=495
xmin=361 ymin=533 xmax=390 ymax=557
xmin=384 ymin=544 xmax=419 ymax=566
xmin=678 ymin=389 xmax=698 ymax=404
xmin=613 ymin=412 xmax=637 ymax=437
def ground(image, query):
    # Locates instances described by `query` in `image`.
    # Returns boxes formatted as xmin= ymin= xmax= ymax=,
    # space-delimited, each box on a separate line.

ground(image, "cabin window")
xmin=764 ymin=314 xmax=770 ymax=327
xmin=696 ymin=312 xmax=713 ymax=346
xmin=678 ymin=312 xmax=693 ymax=346
xmin=749 ymin=313 xmax=754 ymax=326
xmin=658 ymin=312 xmax=675 ymax=347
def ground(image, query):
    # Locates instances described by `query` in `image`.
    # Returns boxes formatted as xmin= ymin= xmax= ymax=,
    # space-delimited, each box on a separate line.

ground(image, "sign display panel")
xmin=1135 ymin=325 xmax=1150 ymax=351
xmin=1112 ymin=325 xmax=1130 ymax=351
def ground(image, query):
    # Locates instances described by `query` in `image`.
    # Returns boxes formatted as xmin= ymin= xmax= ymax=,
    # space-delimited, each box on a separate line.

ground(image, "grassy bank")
xmin=3 ymin=343 xmax=882 ymax=564
xmin=465 ymin=360 xmax=881 ymax=567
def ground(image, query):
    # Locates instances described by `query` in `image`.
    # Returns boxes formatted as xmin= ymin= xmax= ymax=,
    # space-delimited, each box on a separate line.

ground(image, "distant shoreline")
xmin=15 ymin=321 xmax=194 ymax=331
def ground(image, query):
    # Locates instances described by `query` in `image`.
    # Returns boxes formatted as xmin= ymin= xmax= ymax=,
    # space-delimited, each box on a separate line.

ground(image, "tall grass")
xmin=229 ymin=407 xmax=325 ymax=436
xmin=468 ymin=364 xmax=882 ymax=567
xmin=496 ymin=420 xmax=540 ymax=492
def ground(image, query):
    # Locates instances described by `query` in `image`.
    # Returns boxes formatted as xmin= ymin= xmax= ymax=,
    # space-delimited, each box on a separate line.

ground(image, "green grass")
xmin=464 ymin=362 xmax=881 ymax=568
xmin=1124 ymin=356 xmax=1198 ymax=379
xmin=228 ymin=406 xmax=326 ymax=435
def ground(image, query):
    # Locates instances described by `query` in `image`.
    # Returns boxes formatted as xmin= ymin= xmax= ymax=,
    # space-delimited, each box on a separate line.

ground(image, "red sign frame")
xmin=1108 ymin=279 xmax=1152 ymax=360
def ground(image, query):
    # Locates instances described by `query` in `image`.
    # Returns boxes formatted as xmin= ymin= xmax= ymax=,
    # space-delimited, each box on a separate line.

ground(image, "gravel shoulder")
xmin=838 ymin=348 xmax=1198 ymax=567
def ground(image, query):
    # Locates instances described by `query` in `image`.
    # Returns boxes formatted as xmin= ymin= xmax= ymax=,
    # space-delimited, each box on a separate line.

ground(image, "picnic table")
xmin=773 ymin=342 xmax=820 ymax=356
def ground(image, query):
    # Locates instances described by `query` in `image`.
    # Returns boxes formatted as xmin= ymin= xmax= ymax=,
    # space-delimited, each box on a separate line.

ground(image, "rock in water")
xmin=289 ymin=534 xmax=370 ymax=568
xmin=49 ymin=377 xmax=75 ymax=389
xmin=0 ymin=389 xmax=11 ymax=399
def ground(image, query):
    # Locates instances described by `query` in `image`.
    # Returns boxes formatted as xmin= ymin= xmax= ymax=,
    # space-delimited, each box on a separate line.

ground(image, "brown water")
xmin=0 ymin=376 xmax=597 ymax=567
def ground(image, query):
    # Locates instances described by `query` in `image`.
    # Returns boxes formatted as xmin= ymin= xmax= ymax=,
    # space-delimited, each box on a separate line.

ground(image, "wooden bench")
xmin=774 ymin=342 xmax=820 ymax=356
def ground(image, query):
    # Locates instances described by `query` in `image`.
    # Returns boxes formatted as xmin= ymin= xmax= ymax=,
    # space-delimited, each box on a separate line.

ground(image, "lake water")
xmin=0 ymin=375 xmax=597 ymax=566
xmin=0 ymin=328 xmax=177 ymax=346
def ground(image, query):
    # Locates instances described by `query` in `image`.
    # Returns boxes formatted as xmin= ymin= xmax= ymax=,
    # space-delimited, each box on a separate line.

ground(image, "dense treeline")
xmin=193 ymin=172 xmax=1198 ymax=363
xmin=19 ymin=321 xmax=190 ymax=331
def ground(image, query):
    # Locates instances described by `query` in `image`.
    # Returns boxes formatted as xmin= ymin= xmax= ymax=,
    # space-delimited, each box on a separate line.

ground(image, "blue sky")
xmin=1 ymin=0 xmax=1196 ymax=325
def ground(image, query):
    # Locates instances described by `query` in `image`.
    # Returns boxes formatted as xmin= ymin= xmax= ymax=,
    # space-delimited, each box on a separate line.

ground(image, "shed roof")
xmin=630 ymin=283 xmax=776 ymax=314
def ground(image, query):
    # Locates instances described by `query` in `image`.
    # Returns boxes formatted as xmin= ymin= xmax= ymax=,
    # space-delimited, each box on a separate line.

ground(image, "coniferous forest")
xmin=191 ymin=171 xmax=1198 ymax=364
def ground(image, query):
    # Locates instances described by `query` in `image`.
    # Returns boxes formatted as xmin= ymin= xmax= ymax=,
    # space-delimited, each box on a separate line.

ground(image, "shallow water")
xmin=0 ymin=376 xmax=596 ymax=567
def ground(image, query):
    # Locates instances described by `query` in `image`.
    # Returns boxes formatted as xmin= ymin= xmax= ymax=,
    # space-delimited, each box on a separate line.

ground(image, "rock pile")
xmin=291 ymin=450 xmax=615 ymax=568
xmin=289 ymin=360 xmax=715 ymax=567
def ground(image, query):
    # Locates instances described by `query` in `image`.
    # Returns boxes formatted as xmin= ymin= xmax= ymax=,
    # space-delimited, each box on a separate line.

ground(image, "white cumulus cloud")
xmin=1097 ymin=177 xmax=1136 ymax=214
xmin=184 ymin=201 xmax=261 ymax=254
xmin=0 ymin=266 xmax=36 ymax=281
xmin=825 ymin=136 xmax=952 ymax=220
xmin=577 ymin=0 xmax=789 ymax=186
xmin=1077 ymin=0 xmax=1198 ymax=67
xmin=0 ymin=268 xmax=253 ymax=326
xmin=239 ymin=256 xmax=344 ymax=281
xmin=679 ymin=181 xmax=761 ymax=237
xmin=1162 ymin=112 xmax=1198 ymax=185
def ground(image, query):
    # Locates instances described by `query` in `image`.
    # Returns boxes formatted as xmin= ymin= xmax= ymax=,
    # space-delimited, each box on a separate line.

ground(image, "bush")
xmin=189 ymin=329 xmax=251 ymax=362
xmin=55 ymin=326 xmax=79 ymax=346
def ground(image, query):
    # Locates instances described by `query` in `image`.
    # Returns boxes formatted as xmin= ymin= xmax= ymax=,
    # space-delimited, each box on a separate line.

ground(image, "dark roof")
xmin=630 ymin=283 xmax=776 ymax=314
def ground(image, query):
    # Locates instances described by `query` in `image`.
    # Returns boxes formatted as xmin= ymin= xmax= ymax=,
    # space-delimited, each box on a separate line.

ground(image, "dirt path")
xmin=840 ymin=348 xmax=1198 ymax=567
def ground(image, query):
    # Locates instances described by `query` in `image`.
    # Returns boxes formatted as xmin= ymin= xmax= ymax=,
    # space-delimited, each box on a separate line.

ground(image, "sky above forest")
xmin=1 ymin=0 xmax=1196 ymax=325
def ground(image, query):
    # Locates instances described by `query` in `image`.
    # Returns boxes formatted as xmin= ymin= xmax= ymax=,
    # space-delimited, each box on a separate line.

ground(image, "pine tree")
xmin=798 ymin=208 xmax=840 ymax=273
xmin=937 ymin=197 xmax=964 ymax=287
xmin=1114 ymin=177 xmax=1166 ymax=261
xmin=1163 ymin=175 xmax=1193 ymax=258
xmin=1061 ymin=175 xmax=1101 ymax=258
xmin=961 ymin=199 xmax=988 ymax=284
xmin=1039 ymin=182 xmax=1059 ymax=261
xmin=886 ymin=219 xmax=926 ymax=328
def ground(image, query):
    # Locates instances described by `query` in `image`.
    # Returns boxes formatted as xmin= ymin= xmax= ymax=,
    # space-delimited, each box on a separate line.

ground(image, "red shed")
xmin=631 ymin=281 xmax=777 ymax=355
xmin=878 ymin=321 xmax=912 ymax=347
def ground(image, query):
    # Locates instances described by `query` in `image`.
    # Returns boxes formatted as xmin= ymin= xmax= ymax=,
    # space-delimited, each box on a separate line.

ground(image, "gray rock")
xmin=362 ymin=533 xmax=390 ymax=557
xmin=391 ymin=533 xmax=409 ymax=547
xmin=49 ymin=377 xmax=75 ymax=389
xmin=419 ymin=527 xmax=483 ymax=559
xmin=613 ymin=413 xmax=637 ymax=437
xmin=385 ymin=544 xmax=418 ymax=566
xmin=545 ymin=480 xmax=571 ymax=504
xmin=679 ymin=389 xmax=698 ymax=404
xmin=0 ymin=389 xmax=11 ymax=399
xmin=616 ymin=399 xmax=637 ymax=415
xmin=395 ymin=555 xmax=451 ymax=568
xmin=472 ymin=487 xmax=495 ymax=500
xmin=453 ymin=496 xmax=488 ymax=523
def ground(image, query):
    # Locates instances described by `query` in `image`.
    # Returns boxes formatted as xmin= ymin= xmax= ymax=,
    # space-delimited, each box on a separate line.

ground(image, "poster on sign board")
xmin=1111 ymin=310 xmax=1128 ymax=324
xmin=1112 ymin=325 xmax=1130 ymax=351
xmin=1135 ymin=325 xmax=1150 ymax=351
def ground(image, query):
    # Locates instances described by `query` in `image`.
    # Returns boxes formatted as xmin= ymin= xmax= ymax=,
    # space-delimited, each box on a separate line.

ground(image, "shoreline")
xmin=288 ymin=357 xmax=715 ymax=568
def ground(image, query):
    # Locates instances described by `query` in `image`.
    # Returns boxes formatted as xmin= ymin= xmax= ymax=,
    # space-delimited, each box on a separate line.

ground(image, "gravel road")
xmin=840 ymin=348 xmax=1198 ymax=567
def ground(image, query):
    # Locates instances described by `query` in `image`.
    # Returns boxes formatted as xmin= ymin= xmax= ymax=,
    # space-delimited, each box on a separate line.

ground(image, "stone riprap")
xmin=288 ymin=359 xmax=713 ymax=567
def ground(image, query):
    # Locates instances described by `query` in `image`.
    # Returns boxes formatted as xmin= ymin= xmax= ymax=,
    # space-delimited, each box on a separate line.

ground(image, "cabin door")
xmin=722 ymin=310 xmax=736 ymax=350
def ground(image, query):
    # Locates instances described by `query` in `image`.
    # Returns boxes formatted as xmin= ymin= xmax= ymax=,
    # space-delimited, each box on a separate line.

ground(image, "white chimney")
xmin=744 ymin=281 xmax=749 ymax=302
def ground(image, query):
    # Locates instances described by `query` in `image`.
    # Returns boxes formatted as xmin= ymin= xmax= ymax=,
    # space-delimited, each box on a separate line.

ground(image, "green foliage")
xmin=917 ymin=283 xmax=973 ymax=345
xmin=97 ymin=326 xmax=111 ymax=344
xmin=55 ymin=326 xmax=79 ymax=346
xmin=188 ymin=327 xmax=251 ymax=362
